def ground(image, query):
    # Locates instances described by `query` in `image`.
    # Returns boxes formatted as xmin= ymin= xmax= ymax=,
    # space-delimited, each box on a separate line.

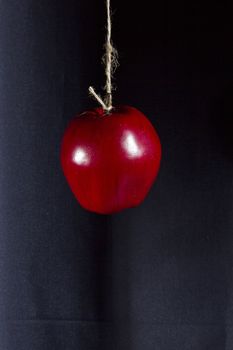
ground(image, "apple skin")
xmin=60 ymin=105 xmax=161 ymax=214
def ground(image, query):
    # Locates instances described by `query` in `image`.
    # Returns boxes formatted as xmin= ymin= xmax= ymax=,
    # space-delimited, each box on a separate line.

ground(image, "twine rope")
xmin=89 ymin=0 xmax=118 ymax=113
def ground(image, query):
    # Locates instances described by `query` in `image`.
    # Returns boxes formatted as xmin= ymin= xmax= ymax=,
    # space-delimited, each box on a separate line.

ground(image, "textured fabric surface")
xmin=0 ymin=0 xmax=233 ymax=349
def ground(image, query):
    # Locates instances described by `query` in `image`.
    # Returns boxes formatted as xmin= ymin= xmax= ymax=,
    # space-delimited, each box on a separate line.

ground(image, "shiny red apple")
xmin=60 ymin=105 xmax=161 ymax=214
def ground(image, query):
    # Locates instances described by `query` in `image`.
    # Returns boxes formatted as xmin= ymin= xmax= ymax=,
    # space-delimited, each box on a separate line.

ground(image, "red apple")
xmin=60 ymin=105 xmax=161 ymax=214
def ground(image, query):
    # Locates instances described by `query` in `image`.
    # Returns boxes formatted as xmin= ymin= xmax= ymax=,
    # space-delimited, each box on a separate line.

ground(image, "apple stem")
xmin=88 ymin=87 xmax=108 ymax=110
xmin=88 ymin=0 xmax=119 ymax=114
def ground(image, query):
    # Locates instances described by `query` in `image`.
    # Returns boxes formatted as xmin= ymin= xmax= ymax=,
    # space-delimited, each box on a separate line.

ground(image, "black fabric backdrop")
xmin=0 ymin=0 xmax=233 ymax=349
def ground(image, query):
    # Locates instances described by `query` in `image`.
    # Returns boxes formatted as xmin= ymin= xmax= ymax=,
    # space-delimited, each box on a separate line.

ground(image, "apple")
xmin=60 ymin=105 xmax=161 ymax=214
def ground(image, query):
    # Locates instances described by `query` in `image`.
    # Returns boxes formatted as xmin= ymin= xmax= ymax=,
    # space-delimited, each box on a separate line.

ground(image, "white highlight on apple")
xmin=73 ymin=147 xmax=90 ymax=166
xmin=122 ymin=132 xmax=143 ymax=158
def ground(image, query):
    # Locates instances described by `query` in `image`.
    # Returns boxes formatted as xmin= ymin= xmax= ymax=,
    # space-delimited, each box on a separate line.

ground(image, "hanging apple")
xmin=61 ymin=0 xmax=162 ymax=214
xmin=61 ymin=106 xmax=161 ymax=214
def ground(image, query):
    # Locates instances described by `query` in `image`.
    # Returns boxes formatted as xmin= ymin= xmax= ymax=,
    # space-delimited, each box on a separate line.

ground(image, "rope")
xmin=89 ymin=0 xmax=118 ymax=113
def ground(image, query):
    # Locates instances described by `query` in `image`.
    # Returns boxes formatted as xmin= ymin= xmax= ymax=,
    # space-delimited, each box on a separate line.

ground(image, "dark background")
xmin=0 ymin=0 xmax=233 ymax=349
